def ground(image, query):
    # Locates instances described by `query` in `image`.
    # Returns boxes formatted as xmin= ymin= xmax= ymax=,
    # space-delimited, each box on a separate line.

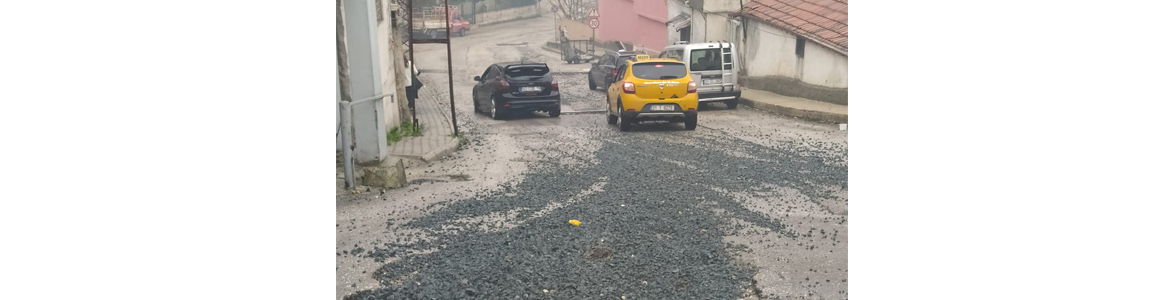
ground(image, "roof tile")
xmin=743 ymin=0 xmax=848 ymax=55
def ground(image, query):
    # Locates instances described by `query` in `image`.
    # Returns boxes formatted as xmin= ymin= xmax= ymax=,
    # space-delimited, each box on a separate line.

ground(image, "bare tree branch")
xmin=550 ymin=0 xmax=594 ymax=20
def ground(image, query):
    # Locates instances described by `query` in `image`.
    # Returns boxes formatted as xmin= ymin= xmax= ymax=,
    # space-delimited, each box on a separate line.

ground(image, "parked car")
xmin=605 ymin=56 xmax=699 ymax=131
xmin=659 ymin=42 xmax=741 ymax=108
xmin=588 ymin=50 xmax=642 ymax=90
xmin=472 ymin=62 xmax=561 ymax=120
xmin=411 ymin=5 xmax=471 ymax=38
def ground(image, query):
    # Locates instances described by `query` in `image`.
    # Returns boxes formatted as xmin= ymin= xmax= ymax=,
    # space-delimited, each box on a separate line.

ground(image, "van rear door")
xmin=687 ymin=44 xmax=736 ymax=94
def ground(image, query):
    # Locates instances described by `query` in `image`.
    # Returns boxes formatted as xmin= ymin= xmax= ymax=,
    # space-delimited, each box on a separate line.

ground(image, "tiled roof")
xmin=742 ymin=0 xmax=847 ymax=55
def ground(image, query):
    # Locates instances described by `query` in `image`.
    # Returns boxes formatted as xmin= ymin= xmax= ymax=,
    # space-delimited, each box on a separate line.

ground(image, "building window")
xmin=796 ymin=37 xmax=806 ymax=58
xmin=679 ymin=26 xmax=691 ymax=43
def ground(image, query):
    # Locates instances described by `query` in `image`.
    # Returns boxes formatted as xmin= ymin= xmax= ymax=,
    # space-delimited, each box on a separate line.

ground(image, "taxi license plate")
xmin=702 ymin=78 xmax=722 ymax=85
xmin=650 ymin=105 xmax=673 ymax=111
xmin=520 ymin=86 xmax=542 ymax=92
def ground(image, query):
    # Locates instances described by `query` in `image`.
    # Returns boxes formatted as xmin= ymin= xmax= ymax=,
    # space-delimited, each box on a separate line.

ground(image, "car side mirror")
xmin=473 ymin=76 xmax=481 ymax=81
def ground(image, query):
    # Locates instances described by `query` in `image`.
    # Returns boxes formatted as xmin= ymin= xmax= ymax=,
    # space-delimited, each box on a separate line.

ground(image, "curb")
xmin=539 ymin=44 xmax=560 ymax=55
xmin=421 ymin=137 xmax=461 ymax=163
xmin=561 ymin=109 xmax=606 ymax=115
xmin=739 ymin=97 xmax=848 ymax=124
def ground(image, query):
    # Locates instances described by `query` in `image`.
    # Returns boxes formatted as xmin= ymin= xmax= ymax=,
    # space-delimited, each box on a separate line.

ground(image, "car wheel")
xmin=473 ymin=96 xmax=481 ymax=113
xmin=684 ymin=114 xmax=697 ymax=130
xmin=459 ymin=28 xmax=467 ymax=37
xmin=617 ymin=100 xmax=631 ymax=132
xmin=549 ymin=108 xmax=561 ymax=118
xmin=491 ymin=96 xmax=504 ymax=120
xmin=726 ymin=98 xmax=739 ymax=109
xmin=588 ymin=76 xmax=596 ymax=90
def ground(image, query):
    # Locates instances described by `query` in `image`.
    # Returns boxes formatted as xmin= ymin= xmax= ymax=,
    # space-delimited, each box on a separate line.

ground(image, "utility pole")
xmin=408 ymin=0 xmax=460 ymax=137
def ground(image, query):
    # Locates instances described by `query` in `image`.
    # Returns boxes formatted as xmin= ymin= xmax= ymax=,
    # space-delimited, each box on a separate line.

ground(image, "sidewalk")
xmin=385 ymin=73 xmax=460 ymax=163
xmin=739 ymin=88 xmax=848 ymax=124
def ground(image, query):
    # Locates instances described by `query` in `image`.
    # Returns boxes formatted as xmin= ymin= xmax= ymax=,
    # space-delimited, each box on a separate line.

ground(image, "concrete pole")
xmin=341 ymin=102 xmax=355 ymax=189
xmin=344 ymin=0 xmax=388 ymax=163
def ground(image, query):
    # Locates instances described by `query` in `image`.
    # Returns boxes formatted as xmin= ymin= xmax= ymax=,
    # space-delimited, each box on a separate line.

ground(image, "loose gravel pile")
xmin=346 ymin=123 xmax=847 ymax=299
xmin=552 ymin=74 xmax=607 ymax=112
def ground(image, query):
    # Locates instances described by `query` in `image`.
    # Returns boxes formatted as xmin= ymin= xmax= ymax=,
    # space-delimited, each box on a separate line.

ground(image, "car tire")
xmin=549 ymin=108 xmax=561 ymax=118
xmin=726 ymin=98 xmax=739 ymax=109
xmin=684 ymin=114 xmax=698 ymax=130
xmin=491 ymin=96 xmax=504 ymax=120
xmin=458 ymin=28 xmax=467 ymax=37
xmin=473 ymin=96 xmax=481 ymax=114
xmin=617 ymin=100 xmax=631 ymax=132
xmin=588 ymin=76 xmax=596 ymax=90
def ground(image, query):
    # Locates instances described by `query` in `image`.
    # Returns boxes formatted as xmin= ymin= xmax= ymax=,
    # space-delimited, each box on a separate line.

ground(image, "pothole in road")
xmin=584 ymin=246 xmax=613 ymax=260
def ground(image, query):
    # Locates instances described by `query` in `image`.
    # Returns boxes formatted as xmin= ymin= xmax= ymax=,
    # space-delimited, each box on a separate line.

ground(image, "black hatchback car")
xmin=472 ymin=62 xmax=561 ymax=120
xmin=588 ymin=50 xmax=641 ymax=90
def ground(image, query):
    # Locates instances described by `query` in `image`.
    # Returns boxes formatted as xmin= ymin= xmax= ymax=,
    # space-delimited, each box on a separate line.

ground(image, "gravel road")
xmin=338 ymin=14 xmax=847 ymax=300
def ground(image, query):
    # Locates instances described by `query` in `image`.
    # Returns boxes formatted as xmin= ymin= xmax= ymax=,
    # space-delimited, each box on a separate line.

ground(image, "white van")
xmin=659 ymin=42 xmax=741 ymax=108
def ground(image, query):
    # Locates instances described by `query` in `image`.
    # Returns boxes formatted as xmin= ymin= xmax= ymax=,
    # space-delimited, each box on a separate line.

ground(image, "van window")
xmin=631 ymin=62 xmax=687 ymax=80
xmin=688 ymin=48 xmax=731 ymax=71
xmin=663 ymin=50 xmax=682 ymax=60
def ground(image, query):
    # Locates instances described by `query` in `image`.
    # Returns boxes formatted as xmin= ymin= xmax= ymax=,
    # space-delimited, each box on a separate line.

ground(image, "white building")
xmin=665 ymin=0 xmax=847 ymax=105
xmin=337 ymin=0 xmax=411 ymax=161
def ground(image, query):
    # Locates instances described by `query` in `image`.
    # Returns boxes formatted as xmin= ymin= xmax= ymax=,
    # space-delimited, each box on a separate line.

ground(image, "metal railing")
xmin=337 ymin=93 xmax=391 ymax=190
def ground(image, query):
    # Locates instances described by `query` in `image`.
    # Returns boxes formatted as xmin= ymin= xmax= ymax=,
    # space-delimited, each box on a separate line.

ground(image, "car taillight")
xmin=551 ymin=80 xmax=559 ymax=90
xmin=622 ymin=82 xmax=635 ymax=94
xmin=496 ymin=79 xmax=509 ymax=90
xmin=687 ymin=81 xmax=697 ymax=94
xmin=612 ymin=70 xmax=618 ymax=77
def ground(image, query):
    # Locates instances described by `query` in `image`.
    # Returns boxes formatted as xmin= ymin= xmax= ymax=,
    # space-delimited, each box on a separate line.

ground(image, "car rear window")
xmin=631 ymin=62 xmax=687 ymax=80
xmin=616 ymin=56 xmax=634 ymax=66
xmin=505 ymin=65 xmax=549 ymax=77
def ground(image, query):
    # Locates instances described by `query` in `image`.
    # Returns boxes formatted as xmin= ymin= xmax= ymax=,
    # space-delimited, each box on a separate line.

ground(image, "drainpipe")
xmin=341 ymin=101 xmax=355 ymax=189
xmin=739 ymin=0 xmax=746 ymax=39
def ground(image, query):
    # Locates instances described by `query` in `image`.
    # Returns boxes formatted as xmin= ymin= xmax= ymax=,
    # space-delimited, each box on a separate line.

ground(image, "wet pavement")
xmin=338 ymin=13 xmax=847 ymax=300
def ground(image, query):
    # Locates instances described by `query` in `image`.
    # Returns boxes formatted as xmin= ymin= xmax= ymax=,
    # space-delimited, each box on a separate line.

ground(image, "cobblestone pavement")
xmin=385 ymin=73 xmax=456 ymax=159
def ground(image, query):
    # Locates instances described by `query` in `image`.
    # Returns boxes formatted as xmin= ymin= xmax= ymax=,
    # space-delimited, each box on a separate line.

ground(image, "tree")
xmin=550 ymin=0 xmax=595 ymax=20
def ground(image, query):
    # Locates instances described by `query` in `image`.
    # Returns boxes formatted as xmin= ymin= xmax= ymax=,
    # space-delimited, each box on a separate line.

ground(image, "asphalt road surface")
xmin=338 ymin=14 xmax=848 ymax=300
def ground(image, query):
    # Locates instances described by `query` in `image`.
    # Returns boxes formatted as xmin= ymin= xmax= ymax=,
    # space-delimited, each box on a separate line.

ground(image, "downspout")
xmin=739 ymin=0 xmax=746 ymax=40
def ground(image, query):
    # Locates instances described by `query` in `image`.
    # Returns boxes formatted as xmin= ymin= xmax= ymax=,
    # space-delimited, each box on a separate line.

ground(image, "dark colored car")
xmin=588 ymin=50 xmax=641 ymax=90
xmin=472 ymin=62 xmax=561 ymax=120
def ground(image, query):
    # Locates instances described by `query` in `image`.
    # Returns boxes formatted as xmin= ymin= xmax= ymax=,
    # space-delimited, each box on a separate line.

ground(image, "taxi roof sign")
xmin=635 ymin=54 xmax=651 ymax=60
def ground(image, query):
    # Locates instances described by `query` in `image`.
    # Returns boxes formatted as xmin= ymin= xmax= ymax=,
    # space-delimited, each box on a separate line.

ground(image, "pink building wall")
xmin=597 ymin=0 xmax=668 ymax=52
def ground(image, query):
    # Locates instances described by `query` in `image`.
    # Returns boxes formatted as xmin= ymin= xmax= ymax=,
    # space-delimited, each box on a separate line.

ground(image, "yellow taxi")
xmin=605 ymin=55 xmax=699 ymax=131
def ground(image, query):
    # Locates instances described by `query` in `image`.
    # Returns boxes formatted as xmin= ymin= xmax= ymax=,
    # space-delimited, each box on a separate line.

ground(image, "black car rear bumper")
xmin=499 ymin=93 xmax=561 ymax=111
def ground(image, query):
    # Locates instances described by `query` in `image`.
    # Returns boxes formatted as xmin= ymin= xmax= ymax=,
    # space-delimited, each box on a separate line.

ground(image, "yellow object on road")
xmin=569 ymin=219 xmax=581 ymax=226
